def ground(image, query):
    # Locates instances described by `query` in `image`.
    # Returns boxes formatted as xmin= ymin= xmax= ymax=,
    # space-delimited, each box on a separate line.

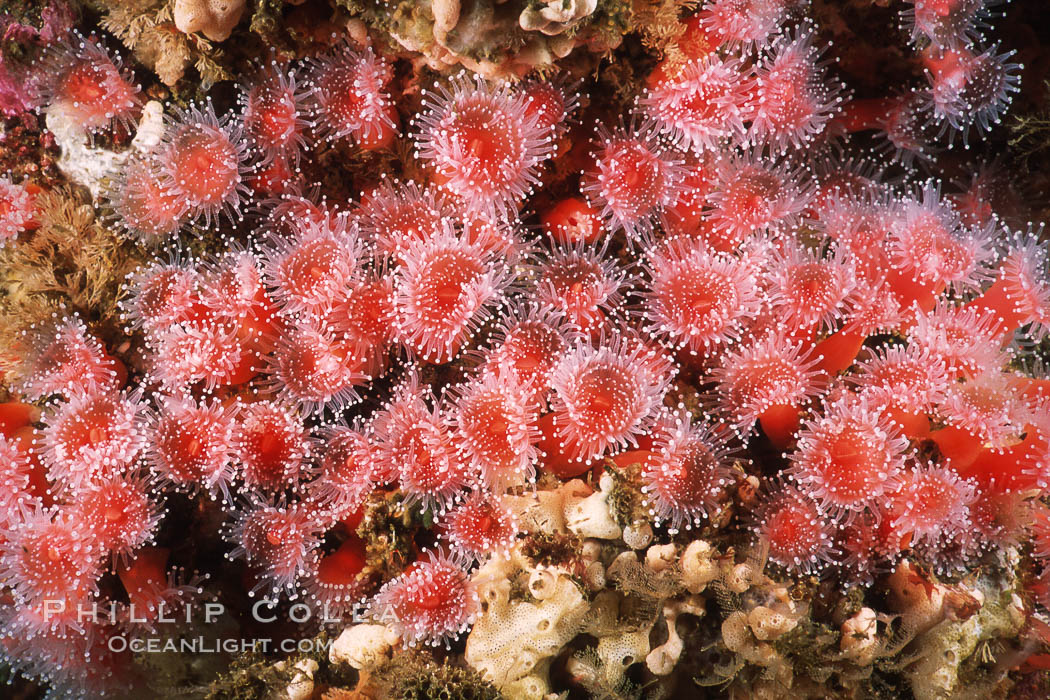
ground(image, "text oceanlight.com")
xmin=40 ymin=600 xmax=399 ymax=654
xmin=107 ymin=636 xmax=333 ymax=654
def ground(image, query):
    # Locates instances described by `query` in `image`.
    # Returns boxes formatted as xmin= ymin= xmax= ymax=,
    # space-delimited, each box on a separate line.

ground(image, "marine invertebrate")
xmin=531 ymin=241 xmax=626 ymax=334
xmin=307 ymin=421 xmax=376 ymax=519
xmin=41 ymin=389 xmax=147 ymax=494
xmin=393 ymin=229 xmax=511 ymax=363
xmin=851 ymin=344 xmax=952 ymax=438
xmin=658 ymin=154 xmax=717 ymax=241
xmin=259 ymin=213 xmax=362 ymax=317
xmin=809 ymin=158 xmax=887 ymax=215
xmin=367 ymin=548 xmax=479 ymax=647
xmin=640 ymin=411 xmax=733 ymax=531
xmin=257 ymin=192 xmax=333 ymax=240
xmin=325 ymin=273 xmax=397 ymax=379
xmin=835 ymin=511 xmax=897 ymax=585
xmin=478 ymin=303 xmax=574 ymax=406
xmin=439 ymin=492 xmax=519 ymax=559
xmin=0 ymin=178 xmax=40 ymax=243
xmin=16 ymin=316 xmax=122 ymax=400
xmin=414 ymin=74 xmax=551 ymax=217
xmin=115 ymin=546 xmax=204 ymax=628
xmin=227 ymin=501 xmax=323 ymax=598
xmin=935 ymin=371 xmax=1028 ymax=449
xmin=266 ymin=319 xmax=366 ymax=414
xmin=121 ymin=259 xmax=202 ymax=336
xmin=877 ymin=92 xmax=938 ymax=165
xmin=789 ymin=394 xmax=910 ymax=521
xmin=765 ymin=242 xmax=856 ymax=334
xmin=712 ymin=328 xmax=825 ymax=444
xmin=451 ymin=370 xmax=540 ymax=490
xmin=157 ymin=101 xmax=251 ymax=226
xmin=886 ymin=460 xmax=976 ymax=549
xmin=519 ymin=0 xmax=598 ymax=36
xmin=887 ymin=181 xmax=993 ymax=294
xmin=816 ymin=194 xmax=892 ymax=273
xmin=580 ymin=119 xmax=685 ymax=240
xmin=641 ymin=54 xmax=752 ymax=153
xmin=754 ymin=481 xmax=837 ymax=575
xmin=641 ymin=236 xmax=763 ymax=352
xmin=106 ymin=154 xmax=189 ymax=244
xmin=233 ymin=400 xmax=311 ymax=492
xmin=748 ymin=26 xmax=845 ymax=153
xmin=704 ymin=153 xmax=812 ymax=245
xmin=460 ymin=211 xmax=530 ymax=263
xmin=965 ymin=229 xmax=1050 ymax=338
xmin=144 ymin=394 xmax=238 ymax=499
xmin=371 ymin=373 xmax=473 ymax=513
xmin=358 ymin=179 xmax=453 ymax=262
xmin=807 ymin=280 xmax=905 ymax=379
xmin=698 ymin=0 xmax=789 ymax=51
xmin=1030 ymin=505 xmax=1050 ymax=559
xmin=464 ymin=553 xmax=590 ymax=691
xmin=201 ymin=248 xmax=277 ymax=318
xmin=38 ymin=33 xmax=141 ymax=134
xmin=541 ymin=197 xmax=604 ymax=246
xmin=198 ymin=249 xmax=281 ymax=366
xmin=173 ymin=0 xmax=245 ymax=42
xmin=922 ymin=42 xmax=1022 ymax=141
xmin=0 ymin=511 xmax=102 ymax=633
xmin=950 ymin=160 xmax=1023 ymax=229
xmin=7 ymin=6 xmax=1050 ymax=696
xmin=72 ymin=472 xmax=161 ymax=562
xmin=0 ymin=434 xmax=41 ymax=527
xmin=148 ymin=319 xmax=251 ymax=392
xmin=902 ymin=0 xmax=992 ymax=48
xmin=0 ymin=618 xmax=130 ymax=698
xmin=547 ymin=336 xmax=674 ymax=463
xmin=907 ymin=300 xmax=1007 ymax=378
xmin=303 ymin=536 xmax=369 ymax=617
xmin=519 ymin=77 xmax=579 ymax=141
xmin=304 ymin=44 xmax=397 ymax=147
xmin=239 ymin=59 xmax=311 ymax=165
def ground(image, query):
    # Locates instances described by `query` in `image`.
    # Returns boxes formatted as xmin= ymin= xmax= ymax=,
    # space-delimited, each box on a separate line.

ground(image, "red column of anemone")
xmin=759 ymin=404 xmax=803 ymax=450
xmin=0 ymin=402 xmax=39 ymax=438
xmin=812 ymin=327 xmax=867 ymax=376
xmin=116 ymin=546 xmax=171 ymax=612
xmin=949 ymin=425 xmax=1049 ymax=495
xmin=964 ymin=276 xmax=1028 ymax=339
xmin=834 ymin=97 xmax=901 ymax=133
xmin=930 ymin=425 xmax=984 ymax=470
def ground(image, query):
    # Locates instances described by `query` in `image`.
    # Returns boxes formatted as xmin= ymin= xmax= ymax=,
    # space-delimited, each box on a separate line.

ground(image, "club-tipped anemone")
xmin=641 ymin=410 xmax=734 ymax=532
xmin=414 ymin=73 xmax=552 ymax=218
xmin=789 ymin=394 xmax=910 ymax=522
xmin=580 ymin=118 xmax=687 ymax=242
xmin=753 ymin=479 xmax=838 ymax=575
xmin=366 ymin=548 xmax=479 ymax=647
xmin=548 ymin=335 xmax=675 ymax=464
xmin=641 ymin=236 xmax=764 ymax=353
xmin=157 ymin=101 xmax=252 ymax=227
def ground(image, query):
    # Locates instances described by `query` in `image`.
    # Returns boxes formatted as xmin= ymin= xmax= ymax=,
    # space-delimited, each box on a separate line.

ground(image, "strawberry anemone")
xmin=367 ymin=549 xmax=479 ymax=647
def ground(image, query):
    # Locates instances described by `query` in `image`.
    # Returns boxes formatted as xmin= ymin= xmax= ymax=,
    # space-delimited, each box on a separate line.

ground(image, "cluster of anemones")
xmin=24 ymin=32 xmax=400 ymax=242
xmin=0 ymin=317 xmax=202 ymax=696
xmin=842 ymin=0 xmax=1021 ymax=158
xmin=0 ymin=0 xmax=1046 ymax=694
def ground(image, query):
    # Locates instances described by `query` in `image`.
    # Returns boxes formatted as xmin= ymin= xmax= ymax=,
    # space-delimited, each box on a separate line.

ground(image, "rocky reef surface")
xmin=0 ymin=0 xmax=1050 ymax=698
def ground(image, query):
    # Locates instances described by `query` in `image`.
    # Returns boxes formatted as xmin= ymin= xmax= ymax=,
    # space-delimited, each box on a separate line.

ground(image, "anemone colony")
xmin=0 ymin=0 xmax=1048 ymax=697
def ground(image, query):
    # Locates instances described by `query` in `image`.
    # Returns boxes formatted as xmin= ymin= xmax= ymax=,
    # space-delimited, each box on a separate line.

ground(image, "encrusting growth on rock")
xmin=0 ymin=0 xmax=1048 ymax=698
